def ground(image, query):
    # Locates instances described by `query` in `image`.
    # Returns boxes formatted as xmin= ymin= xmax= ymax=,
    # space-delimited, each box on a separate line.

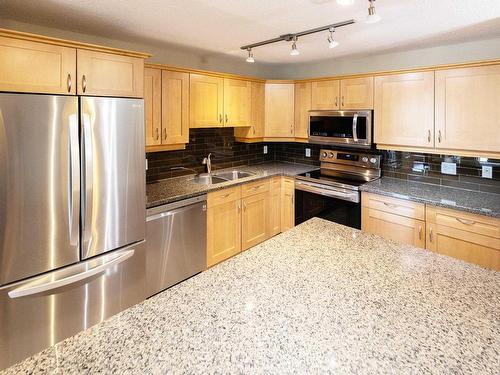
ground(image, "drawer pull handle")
xmin=418 ymin=226 xmax=422 ymax=240
xmin=429 ymin=227 xmax=433 ymax=242
xmin=456 ymin=218 xmax=476 ymax=225
xmin=252 ymin=185 xmax=264 ymax=190
xmin=222 ymin=193 xmax=231 ymax=198
xmin=383 ymin=202 xmax=398 ymax=208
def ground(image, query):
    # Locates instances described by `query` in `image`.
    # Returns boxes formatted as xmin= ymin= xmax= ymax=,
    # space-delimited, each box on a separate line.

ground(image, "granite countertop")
xmin=146 ymin=162 xmax=318 ymax=208
xmin=4 ymin=218 xmax=499 ymax=374
xmin=360 ymin=177 xmax=500 ymax=218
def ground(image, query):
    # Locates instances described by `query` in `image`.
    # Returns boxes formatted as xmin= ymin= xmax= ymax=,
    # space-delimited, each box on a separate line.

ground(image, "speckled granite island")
xmin=3 ymin=218 xmax=499 ymax=374
xmin=360 ymin=177 xmax=500 ymax=218
xmin=146 ymin=162 xmax=317 ymax=208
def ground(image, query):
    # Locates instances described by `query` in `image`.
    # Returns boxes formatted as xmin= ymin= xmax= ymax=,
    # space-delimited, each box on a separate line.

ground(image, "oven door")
xmin=295 ymin=180 xmax=361 ymax=229
xmin=309 ymin=110 xmax=372 ymax=148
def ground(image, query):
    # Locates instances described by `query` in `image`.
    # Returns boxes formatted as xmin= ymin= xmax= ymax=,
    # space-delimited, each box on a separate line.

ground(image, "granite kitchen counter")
xmin=360 ymin=177 xmax=500 ymax=218
xmin=4 ymin=218 xmax=499 ymax=374
xmin=146 ymin=162 xmax=318 ymax=208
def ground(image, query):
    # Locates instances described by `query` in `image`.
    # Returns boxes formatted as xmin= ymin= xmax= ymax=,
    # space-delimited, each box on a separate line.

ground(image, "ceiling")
xmin=1 ymin=0 xmax=500 ymax=64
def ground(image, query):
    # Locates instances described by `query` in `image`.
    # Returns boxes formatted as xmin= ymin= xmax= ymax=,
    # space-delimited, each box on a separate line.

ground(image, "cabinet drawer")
xmin=207 ymin=186 xmax=241 ymax=208
xmin=282 ymin=177 xmax=295 ymax=190
xmin=241 ymin=179 xmax=270 ymax=198
xmin=426 ymin=205 xmax=500 ymax=239
xmin=361 ymin=192 xmax=425 ymax=220
xmin=271 ymin=176 xmax=281 ymax=190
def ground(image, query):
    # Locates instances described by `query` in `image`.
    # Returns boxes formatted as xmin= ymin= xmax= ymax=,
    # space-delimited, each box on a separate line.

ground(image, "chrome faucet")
xmin=202 ymin=153 xmax=212 ymax=174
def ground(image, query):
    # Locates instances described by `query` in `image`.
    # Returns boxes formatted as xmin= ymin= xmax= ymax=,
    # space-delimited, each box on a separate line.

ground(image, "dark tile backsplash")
xmin=147 ymin=133 xmax=500 ymax=194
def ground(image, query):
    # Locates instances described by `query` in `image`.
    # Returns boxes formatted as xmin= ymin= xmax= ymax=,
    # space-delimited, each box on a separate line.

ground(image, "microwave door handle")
xmin=352 ymin=113 xmax=358 ymax=142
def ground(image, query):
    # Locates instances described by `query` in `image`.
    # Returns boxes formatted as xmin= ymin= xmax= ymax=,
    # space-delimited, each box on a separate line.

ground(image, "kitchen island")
xmin=3 ymin=218 xmax=499 ymax=374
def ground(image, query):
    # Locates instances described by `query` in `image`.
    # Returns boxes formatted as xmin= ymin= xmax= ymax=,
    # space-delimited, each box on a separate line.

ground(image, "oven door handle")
xmin=295 ymin=181 xmax=359 ymax=203
xmin=352 ymin=113 xmax=358 ymax=142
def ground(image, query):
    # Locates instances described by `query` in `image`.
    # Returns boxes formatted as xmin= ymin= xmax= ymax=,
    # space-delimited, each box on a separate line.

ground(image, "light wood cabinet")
xmin=281 ymin=177 xmax=295 ymax=231
xmin=144 ymin=68 xmax=161 ymax=146
xmin=268 ymin=177 xmax=282 ymax=237
xmin=0 ymin=36 xmax=76 ymax=94
xmin=77 ymin=49 xmax=144 ymax=97
xmin=189 ymin=74 xmax=224 ymax=128
xmin=374 ymin=72 xmax=435 ymax=148
xmin=426 ymin=206 xmax=499 ymax=271
xmin=224 ymin=78 xmax=251 ymax=127
xmin=207 ymin=186 xmax=242 ymax=267
xmin=234 ymin=81 xmax=265 ymax=139
xmin=242 ymin=192 xmax=269 ymax=250
xmin=161 ymin=70 xmax=189 ymax=145
xmin=311 ymin=80 xmax=340 ymax=110
xmin=265 ymin=83 xmax=295 ymax=138
xmin=340 ymin=77 xmax=373 ymax=109
xmin=435 ymin=65 xmax=500 ymax=153
xmin=294 ymin=82 xmax=312 ymax=139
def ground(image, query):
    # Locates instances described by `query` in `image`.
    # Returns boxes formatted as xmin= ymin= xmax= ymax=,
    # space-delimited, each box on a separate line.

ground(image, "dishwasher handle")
xmin=147 ymin=202 xmax=206 ymax=222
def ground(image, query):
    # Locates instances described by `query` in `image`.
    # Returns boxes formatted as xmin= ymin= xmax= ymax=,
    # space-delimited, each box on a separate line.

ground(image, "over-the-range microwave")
xmin=308 ymin=110 xmax=373 ymax=149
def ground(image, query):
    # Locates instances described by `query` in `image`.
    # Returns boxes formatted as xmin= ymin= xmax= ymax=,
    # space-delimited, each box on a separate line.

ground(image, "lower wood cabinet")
xmin=241 ymin=192 xmax=269 ymax=251
xmin=281 ymin=177 xmax=295 ymax=231
xmin=268 ymin=177 xmax=282 ymax=237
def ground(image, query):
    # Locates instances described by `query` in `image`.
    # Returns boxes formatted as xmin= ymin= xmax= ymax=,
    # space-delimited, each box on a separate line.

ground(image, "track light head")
xmin=366 ymin=0 xmax=381 ymax=24
xmin=290 ymin=36 xmax=300 ymax=56
xmin=327 ymin=28 xmax=339 ymax=49
xmin=245 ymin=48 xmax=255 ymax=63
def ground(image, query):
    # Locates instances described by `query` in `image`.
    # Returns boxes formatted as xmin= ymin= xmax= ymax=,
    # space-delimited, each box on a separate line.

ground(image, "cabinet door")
xmin=294 ymin=82 xmax=312 ymax=139
xmin=241 ymin=192 xmax=268 ymax=250
xmin=77 ymin=49 xmax=143 ymax=97
xmin=144 ymin=68 xmax=161 ymax=146
xmin=207 ymin=198 xmax=241 ymax=267
xmin=435 ymin=65 xmax=500 ymax=153
xmin=374 ymin=72 xmax=435 ymax=148
xmin=281 ymin=177 xmax=295 ymax=231
xmin=361 ymin=206 xmax=426 ymax=248
xmin=311 ymin=80 xmax=339 ymax=110
xmin=224 ymin=78 xmax=251 ymax=127
xmin=340 ymin=77 xmax=373 ymax=109
xmin=189 ymin=74 xmax=224 ymax=128
xmin=265 ymin=83 xmax=295 ymax=138
xmin=234 ymin=81 xmax=265 ymax=139
xmin=162 ymin=70 xmax=189 ymax=145
xmin=268 ymin=177 xmax=282 ymax=237
xmin=0 ymin=36 xmax=76 ymax=94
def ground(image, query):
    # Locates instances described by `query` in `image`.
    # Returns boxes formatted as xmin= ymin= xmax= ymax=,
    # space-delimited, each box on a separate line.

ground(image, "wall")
xmin=146 ymin=128 xmax=273 ymax=182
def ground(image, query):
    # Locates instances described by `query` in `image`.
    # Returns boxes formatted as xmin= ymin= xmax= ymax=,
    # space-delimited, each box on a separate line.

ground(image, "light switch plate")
xmin=482 ymin=165 xmax=493 ymax=179
xmin=441 ymin=162 xmax=457 ymax=175
xmin=305 ymin=148 xmax=311 ymax=157
xmin=263 ymin=145 xmax=268 ymax=154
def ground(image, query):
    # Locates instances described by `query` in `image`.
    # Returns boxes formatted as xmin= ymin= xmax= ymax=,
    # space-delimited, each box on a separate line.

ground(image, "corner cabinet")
xmin=265 ymin=83 xmax=295 ymax=138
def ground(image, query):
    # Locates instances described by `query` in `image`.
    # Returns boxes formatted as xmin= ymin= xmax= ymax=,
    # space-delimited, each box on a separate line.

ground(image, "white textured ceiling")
xmin=1 ymin=0 xmax=500 ymax=64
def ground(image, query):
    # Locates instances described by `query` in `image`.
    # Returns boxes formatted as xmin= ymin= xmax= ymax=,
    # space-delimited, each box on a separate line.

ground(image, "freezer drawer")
xmin=146 ymin=195 xmax=207 ymax=297
xmin=0 ymin=243 xmax=146 ymax=370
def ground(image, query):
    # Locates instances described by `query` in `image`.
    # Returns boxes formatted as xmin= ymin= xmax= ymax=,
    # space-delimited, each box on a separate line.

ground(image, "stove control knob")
xmin=362 ymin=157 xmax=368 ymax=163
xmin=370 ymin=157 xmax=377 ymax=164
xmin=321 ymin=152 xmax=328 ymax=158
xmin=328 ymin=152 xmax=335 ymax=158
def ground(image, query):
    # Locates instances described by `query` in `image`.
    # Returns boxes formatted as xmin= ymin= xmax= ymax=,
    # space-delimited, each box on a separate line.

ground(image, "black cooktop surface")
xmin=296 ymin=169 xmax=368 ymax=188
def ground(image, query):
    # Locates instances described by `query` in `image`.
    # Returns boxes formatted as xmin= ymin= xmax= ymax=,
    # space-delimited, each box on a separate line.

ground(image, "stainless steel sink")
xmin=214 ymin=170 xmax=255 ymax=180
xmin=189 ymin=175 xmax=227 ymax=185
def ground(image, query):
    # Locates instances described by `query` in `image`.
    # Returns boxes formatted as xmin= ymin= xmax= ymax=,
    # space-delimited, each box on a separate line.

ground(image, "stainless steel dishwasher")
xmin=146 ymin=195 xmax=207 ymax=297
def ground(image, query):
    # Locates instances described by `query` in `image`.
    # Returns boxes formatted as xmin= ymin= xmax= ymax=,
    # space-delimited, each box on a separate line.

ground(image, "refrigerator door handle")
xmin=82 ymin=112 xmax=93 ymax=250
xmin=68 ymin=116 xmax=80 ymax=246
xmin=8 ymin=249 xmax=135 ymax=298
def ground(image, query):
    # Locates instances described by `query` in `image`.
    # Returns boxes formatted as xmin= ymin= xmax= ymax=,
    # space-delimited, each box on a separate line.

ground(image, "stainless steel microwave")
xmin=308 ymin=110 xmax=373 ymax=148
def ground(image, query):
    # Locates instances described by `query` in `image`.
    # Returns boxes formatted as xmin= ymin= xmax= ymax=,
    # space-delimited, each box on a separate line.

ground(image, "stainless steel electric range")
xmin=295 ymin=149 xmax=381 ymax=229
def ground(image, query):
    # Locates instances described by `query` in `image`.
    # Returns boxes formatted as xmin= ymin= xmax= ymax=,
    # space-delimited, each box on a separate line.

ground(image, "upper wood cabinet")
xmin=435 ymin=65 xmax=500 ymax=153
xmin=374 ymin=72 xmax=435 ymax=148
xmin=224 ymin=78 xmax=251 ymax=127
xmin=265 ymin=83 xmax=295 ymax=138
xmin=189 ymin=74 xmax=224 ymax=128
xmin=311 ymin=80 xmax=339 ymax=110
xmin=294 ymin=82 xmax=312 ymax=139
xmin=340 ymin=77 xmax=373 ymax=109
xmin=77 ymin=49 xmax=144 ymax=97
xmin=144 ymin=68 xmax=161 ymax=146
xmin=0 ymin=36 xmax=76 ymax=94
xmin=234 ymin=81 xmax=265 ymax=139
xmin=161 ymin=70 xmax=190 ymax=146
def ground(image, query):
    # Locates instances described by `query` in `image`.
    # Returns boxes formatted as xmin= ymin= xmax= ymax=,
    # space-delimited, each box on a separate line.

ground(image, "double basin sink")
xmin=189 ymin=170 xmax=255 ymax=185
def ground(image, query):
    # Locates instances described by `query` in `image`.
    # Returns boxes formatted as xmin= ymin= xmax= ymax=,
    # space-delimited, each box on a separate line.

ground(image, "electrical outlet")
xmin=305 ymin=148 xmax=311 ymax=157
xmin=441 ymin=162 xmax=457 ymax=175
xmin=145 ymin=158 xmax=148 ymax=171
xmin=263 ymin=145 xmax=268 ymax=154
xmin=482 ymin=165 xmax=493 ymax=179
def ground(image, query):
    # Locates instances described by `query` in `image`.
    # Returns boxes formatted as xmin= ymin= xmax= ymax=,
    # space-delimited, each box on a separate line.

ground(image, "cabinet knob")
xmin=219 ymin=114 xmax=223 ymax=124
xmin=225 ymin=114 xmax=228 ymax=124
xmin=437 ymin=130 xmax=442 ymax=143
xmin=427 ymin=130 xmax=431 ymax=143
xmin=335 ymin=97 xmax=338 ymax=107
xmin=429 ymin=226 xmax=433 ymax=242
xmin=341 ymin=96 xmax=344 ymax=107
xmin=163 ymin=128 xmax=167 ymax=140
xmin=155 ymin=128 xmax=159 ymax=141
xmin=82 ymin=75 xmax=87 ymax=93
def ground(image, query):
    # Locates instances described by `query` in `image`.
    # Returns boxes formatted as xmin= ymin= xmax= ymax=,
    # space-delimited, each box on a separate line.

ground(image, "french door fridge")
xmin=0 ymin=94 xmax=146 ymax=369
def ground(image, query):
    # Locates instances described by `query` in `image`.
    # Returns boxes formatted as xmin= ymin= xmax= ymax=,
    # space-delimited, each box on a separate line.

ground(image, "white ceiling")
xmin=1 ymin=0 xmax=500 ymax=64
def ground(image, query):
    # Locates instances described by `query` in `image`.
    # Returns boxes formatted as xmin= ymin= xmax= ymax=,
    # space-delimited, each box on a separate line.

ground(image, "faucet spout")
xmin=202 ymin=153 xmax=212 ymax=174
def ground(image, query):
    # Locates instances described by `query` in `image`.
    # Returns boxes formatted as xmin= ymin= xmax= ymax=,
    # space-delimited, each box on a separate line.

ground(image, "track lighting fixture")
xmin=246 ymin=48 xmax=255 ymax=63
xmin=290 ymin=36 xmax=300 ymax=56
xmin=366 ymin=0 xmax=381 ymax=24
xmin=336 ymin=0 xmax=354 ymax=5
xmin=327 ymin=28 xmax=339 ymax=49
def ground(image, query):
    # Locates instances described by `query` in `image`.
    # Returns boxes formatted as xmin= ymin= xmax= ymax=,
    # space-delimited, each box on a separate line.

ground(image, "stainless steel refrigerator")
xmin=0 ymin=94 xmax=146 ymax=369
